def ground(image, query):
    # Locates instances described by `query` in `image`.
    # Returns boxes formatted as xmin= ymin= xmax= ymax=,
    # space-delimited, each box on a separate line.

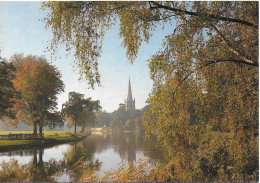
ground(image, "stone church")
xmin=125 ymin=79 xmax=135 ymax=111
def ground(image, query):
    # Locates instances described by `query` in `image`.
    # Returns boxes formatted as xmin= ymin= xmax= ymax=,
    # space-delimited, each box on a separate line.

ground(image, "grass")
xmin=0 ymin=131 xmax=90 ymax=150
xmin=0 ymin=140 xmax=33 ymax=146
xmin=0 ymin=131 xmax=68 ymax=135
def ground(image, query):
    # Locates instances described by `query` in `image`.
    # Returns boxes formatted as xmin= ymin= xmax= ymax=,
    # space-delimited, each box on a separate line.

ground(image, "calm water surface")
xmin=0 ymin=132 xmax=167 ymax=182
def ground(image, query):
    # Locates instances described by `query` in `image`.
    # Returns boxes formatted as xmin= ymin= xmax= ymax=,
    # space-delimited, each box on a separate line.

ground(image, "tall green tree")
xmin=0 ymin=56 xmax=16 ymax=118
xmin=9 ymin=54 xmax=65 ymax=137
xmin=62 ymin=92 xmax=101 ymax=134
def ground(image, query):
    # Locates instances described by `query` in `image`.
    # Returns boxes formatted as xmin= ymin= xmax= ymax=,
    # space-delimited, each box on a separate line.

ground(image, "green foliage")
xmin=62 ymin=92 xmax=101 ymax=133
xmin=95 ymin=110 xmax=113 ymax=128
xmin=110 ymin=104 xmax=144 ymax=131
xmin=0 ymin=56 xmax=16 ymax=118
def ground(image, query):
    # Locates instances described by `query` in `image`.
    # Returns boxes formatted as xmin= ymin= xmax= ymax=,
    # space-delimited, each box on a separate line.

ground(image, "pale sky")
xmin=0 ymin=1 xmax=174 ymax=112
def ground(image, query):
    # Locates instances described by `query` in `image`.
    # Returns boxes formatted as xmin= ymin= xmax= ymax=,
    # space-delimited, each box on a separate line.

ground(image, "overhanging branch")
xmin=203 ymin=58 xmax=258 ymax=67
xmin=149 ymin=1 xmax=258 ymax=29
xmin=171 ymin=58 xmax=258 ymax=96
xmin=206 ymin=25 xmax=258 ymax=66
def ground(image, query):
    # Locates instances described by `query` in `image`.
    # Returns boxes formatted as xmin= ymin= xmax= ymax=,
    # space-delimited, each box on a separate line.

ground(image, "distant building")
xmin=125 ymin=78 xmax=135 ymax=111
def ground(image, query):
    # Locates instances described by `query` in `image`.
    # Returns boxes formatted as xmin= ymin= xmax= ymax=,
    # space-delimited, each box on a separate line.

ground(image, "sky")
xmin=0 ymin=1 xmax=174 ymax=112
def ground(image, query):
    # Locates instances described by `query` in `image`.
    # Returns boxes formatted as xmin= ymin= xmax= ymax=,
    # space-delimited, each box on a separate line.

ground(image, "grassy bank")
xmin=0 ymin=131 xmax=68 ymax=135
xmin=0 ymin=131 xmax=90 ymax=151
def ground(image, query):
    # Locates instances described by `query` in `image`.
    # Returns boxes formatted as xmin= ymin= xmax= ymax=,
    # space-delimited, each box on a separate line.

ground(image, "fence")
xmin=0 ymin=133 xmax=44 ymax=140
xmin=0 ymin=150 xmax=35 ymax=156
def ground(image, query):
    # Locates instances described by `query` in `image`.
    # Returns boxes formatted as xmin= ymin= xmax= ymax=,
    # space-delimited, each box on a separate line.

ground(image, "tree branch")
xmin=206 ymin=25 xmax=258 ymax=66
xmin=203 ymin=58 xmax=258 ymax=67
xmin=171 ymin=58 xmax=258 ymax=97
xmin=149 ymin=1 xmax=258 ymax=29
xmin=139 ymin=14 xmax=177 ymax=22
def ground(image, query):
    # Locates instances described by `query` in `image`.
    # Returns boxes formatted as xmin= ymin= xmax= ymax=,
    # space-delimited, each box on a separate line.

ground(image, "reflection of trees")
xmin=64 ymin=140 xmax=101 ymax=181
xmin=0 ymin=148 xmax=64 ymax=182
xmin=30 ymin=148 xmax=65 ymax=182
xmin=110 ymin=132 xmax=169 ymax=165
xmin=134 ymin=134 xmax=169 ymax=165
xmin=111 ymin=133 xmax=137 ymax=163
xmin=0 ymin=133 xmax=168 ymax=182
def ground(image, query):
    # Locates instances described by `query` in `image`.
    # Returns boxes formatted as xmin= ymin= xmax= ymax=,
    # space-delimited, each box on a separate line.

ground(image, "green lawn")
xmin=0 ymin=140 xmax=33 ymax=146
xmin=0 ymin=131 xmax=70 ymax=136
xmin=0 ymin=131 xmax=89 ymax=149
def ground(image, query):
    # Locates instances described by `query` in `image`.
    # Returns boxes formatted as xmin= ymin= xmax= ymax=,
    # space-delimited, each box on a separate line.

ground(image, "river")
xmin=0 ymin=132 xmax=168 ymax=182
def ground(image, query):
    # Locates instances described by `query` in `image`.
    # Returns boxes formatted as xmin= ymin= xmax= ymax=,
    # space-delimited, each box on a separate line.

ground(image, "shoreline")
xmin=0 ymin=132 xmax=90 ymax=152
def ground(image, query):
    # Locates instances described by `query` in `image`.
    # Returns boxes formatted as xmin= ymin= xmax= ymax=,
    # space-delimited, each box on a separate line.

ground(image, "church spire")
xmin=127 ymin=78 xmax=133 ymax=101
xmin=125 ymin=78 xmax=135 ymax=111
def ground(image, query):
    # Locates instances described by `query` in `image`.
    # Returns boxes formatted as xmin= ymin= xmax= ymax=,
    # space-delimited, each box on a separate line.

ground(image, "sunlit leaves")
xmin=42 ymin=2 xmax=175 ymax=87
xmin=143 ymin=1 xmax=258 ymax=182
xmin=42 ymin=2 xmax=258 ymax=181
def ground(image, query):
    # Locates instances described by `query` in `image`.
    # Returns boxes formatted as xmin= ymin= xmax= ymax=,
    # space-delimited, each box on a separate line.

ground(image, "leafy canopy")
xmin=0 ymin=56 xmax=16 ymax=118
xmin=62 ymin=91 xmax=101 ymax=128
xmin=42 ymin=1 xmax=258 ymax=88
xmin=8 ymin=54 xmax=65 ymax=128
xmin=43 ymin=2 xmax=258 ymax=181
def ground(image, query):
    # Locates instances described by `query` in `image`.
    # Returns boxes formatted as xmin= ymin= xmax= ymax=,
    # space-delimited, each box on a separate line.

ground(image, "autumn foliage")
xmin=43 ymin=1 xmax=259 ymax=181
xmin=7 ymin=54 xmax=64 ymax=136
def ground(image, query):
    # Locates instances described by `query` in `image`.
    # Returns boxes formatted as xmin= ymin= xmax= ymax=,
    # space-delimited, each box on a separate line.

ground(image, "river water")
xmin=0 ymin=132 xmax=168 ymax=182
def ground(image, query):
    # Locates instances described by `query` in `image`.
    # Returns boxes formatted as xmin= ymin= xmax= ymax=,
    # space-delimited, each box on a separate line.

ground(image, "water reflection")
xmin=0 ymin=132 xmax=168 ymax=182
xmin=0 ymin=148 xmax=65 ymax=182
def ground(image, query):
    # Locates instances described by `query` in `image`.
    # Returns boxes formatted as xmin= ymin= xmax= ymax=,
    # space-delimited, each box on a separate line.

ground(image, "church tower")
xmin=125 ymin=78 xmax=135 ymax=111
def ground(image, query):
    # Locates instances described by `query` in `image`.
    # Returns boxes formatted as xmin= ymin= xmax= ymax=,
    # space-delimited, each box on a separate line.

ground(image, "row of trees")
xmin=109 ymin=104 xmax=144 ymax=132
xmin=43 ymin=1 xmax=258 ymax=181
xmin=0 ymin=54 xmax=101 ymax=136
xmin=94 ymin=103 xmax=146 ymax=132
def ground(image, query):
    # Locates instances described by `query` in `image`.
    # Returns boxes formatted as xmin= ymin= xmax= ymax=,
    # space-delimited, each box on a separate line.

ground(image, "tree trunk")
xmin=33 ymin=150 xmax=37 ymax=168
xmin=80 ymin=126 xmax=85 ymax=133
xmin=38 ymin=148 xmax=44 ymax=167
xmin=74 ymin=122 xmax=77 ymax=134
xmin=39 ymin=125 xmax=43 ymax=138
xmin=33 ymin=122 xmax=38 ymax=138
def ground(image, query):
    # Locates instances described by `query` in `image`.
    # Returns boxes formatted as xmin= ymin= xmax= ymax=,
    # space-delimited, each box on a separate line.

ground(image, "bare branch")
xmin=149 ymin=1 xmax=258 ymax=29
xmin=139 ymin=14 xmax=177 ymax=22
xmin=203 ymin=58 xmax=258 ymax=67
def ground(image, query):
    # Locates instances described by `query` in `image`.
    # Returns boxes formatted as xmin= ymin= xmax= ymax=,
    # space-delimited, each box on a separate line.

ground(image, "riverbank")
xmin=0 ymin=132 xmax=90 ymax=151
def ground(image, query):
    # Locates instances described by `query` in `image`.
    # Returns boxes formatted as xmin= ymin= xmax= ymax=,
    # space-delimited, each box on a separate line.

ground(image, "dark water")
xmin=0 ymin=132 xmax=168 ymax=182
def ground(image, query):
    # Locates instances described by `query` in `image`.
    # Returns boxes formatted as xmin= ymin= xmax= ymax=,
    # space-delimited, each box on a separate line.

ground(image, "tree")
xmin=142 ymin=2 xmax=258 ymax=181
xmin=43 ymin=2 xmax=258 ymax=181
xmin=95 ymin=110 xmax=113 ymax=128
xmin=110 ymin=103 xmax=144 ymax=131
xmin=0 ymin=56 xmax=16 ymax=118
xmin=62 ymin=92 xmax=101 ymax=134
xmin=8 ymin=54 xmax=65 ymax=137
xmin=42 ymin=2 xmax=258 ymax=88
